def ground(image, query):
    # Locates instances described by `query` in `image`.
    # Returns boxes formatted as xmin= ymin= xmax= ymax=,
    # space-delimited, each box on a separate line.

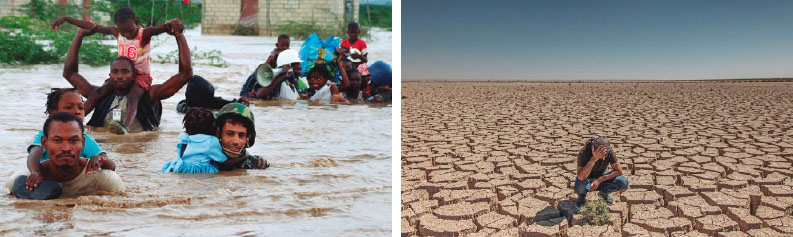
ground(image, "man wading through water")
xmin=61 ymin=23 xmax=192 ymax=134
xmin=215 ymin=103 xmax=269 ymax=170
xmin=6 ymin=112 xmax=123 ymax=199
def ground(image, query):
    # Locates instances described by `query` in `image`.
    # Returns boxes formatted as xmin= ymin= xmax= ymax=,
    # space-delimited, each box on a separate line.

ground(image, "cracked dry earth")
xmin=401 ymin=82 xmax=793 ymax=236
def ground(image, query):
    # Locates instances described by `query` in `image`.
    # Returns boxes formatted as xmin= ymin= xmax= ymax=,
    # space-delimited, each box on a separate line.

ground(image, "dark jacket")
xmin=87 ymin=91 xmax=162 ymax=131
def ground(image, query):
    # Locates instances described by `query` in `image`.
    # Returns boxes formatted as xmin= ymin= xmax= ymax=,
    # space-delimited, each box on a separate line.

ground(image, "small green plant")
xmin=231 ymin=24 xmax=257 ymax=36
xmin=154 ymin=47 xmax=229 ymax=68
xmin=275 ymin=21 xmax=335 ymax=40
xmin=579 ymin=199 xmax=610 ymax=226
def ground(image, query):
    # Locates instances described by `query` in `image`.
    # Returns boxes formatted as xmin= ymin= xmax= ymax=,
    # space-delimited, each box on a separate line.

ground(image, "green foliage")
xmin=579 ymin=200 xmax=610 ymax=226
xmin=232 ymin=24 xmax=257 ymax=36
xmin=275 ymin=21 xmax=368 ymax=40
xmin=359 ymin=4 xmax=391 ymax=30
xmin=23 ymin=0 xmax=202 ymax=29
xmin=107 ymin=0 xmax=202 ymax=29
xmin=78 ymin=37 xmax=117 ymax=66
xmin=0 ymin=31 xmax=60 ymax=65
xmin=0 ymin=16 xmax=36 ymax=30
xmin=154 ymin=47 xmax=228 ymax=68
xmin=3 ymin=1 xmax=121 ymax=65
xmin=21 ymin=0 xmax=112 ymax=31
xmin=0 ymin=27 xmax=115 ymax=66
xmin=23 ymin=0 xmax=82 ymax=24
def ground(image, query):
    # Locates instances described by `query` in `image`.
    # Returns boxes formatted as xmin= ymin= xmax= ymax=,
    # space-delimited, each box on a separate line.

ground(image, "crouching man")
xmin=6 ymin=112 xmax=124 ymax=200
xmin=575 ymin=136 xmax=628 ymax=208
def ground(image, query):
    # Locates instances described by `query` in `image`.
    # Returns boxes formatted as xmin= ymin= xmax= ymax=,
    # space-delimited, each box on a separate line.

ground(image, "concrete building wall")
xmin=202 ymin=0 xmax=243 ymax=35
xmin=0 ymin=0 xmax=32 ymax=18
xmin=0 ymin=0 xmax=110 ymax=23
xmin=202 ymin=0 xmax=358 ymax=35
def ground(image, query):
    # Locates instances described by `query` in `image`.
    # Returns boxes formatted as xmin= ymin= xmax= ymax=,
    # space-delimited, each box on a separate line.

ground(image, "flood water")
xmin=0 ymin=27 xmax=392 ymax=235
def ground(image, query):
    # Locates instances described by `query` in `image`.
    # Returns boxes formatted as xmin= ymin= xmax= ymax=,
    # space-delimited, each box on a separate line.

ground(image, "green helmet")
xmin=215 ymin=103 xmax=256 ymax=147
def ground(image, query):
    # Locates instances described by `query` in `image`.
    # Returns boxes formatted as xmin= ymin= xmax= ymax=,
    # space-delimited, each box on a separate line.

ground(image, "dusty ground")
xmin=401 ymin=81 xmax=793 ymax=236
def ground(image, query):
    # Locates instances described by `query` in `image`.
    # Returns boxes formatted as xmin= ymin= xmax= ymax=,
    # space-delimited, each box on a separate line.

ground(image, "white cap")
xmin=277 ymin=49 xmax=302 ymax=67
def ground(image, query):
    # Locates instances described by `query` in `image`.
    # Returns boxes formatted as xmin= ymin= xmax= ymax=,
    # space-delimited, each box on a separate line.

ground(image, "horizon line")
xmin=402 ymin=78 xmax=793 ymax=83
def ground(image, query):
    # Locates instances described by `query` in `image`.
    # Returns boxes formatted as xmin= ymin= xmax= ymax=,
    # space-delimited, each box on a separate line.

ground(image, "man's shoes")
xmin=599 ymin=191 xmax=614 ymax=205
xmin=574 ymin=199 xmax=585 ymax=212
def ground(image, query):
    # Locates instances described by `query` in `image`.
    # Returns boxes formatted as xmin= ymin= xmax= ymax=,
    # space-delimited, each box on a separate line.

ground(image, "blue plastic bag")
xmin=299 ymin=33 xmax=342 ymax=83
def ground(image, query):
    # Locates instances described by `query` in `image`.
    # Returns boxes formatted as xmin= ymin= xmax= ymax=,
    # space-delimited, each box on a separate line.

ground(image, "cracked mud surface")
xmin=402 ymin=82 xmax=793 ymax=236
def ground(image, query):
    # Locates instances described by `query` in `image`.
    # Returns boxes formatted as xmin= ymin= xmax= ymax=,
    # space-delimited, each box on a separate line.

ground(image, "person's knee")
xmin=574 ymin=178 xmax=589 ymax=195
xmin=11 ymin=175 xmax=28 ymax=195
xmin=614 ymin=175 xmax=629 ymax=191
xmin=12 ymin=175 xmax=27 ymax=187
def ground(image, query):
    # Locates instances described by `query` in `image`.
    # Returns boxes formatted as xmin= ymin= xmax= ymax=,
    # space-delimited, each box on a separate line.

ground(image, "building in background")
xmin=0 ymin=0 xmax=32 ymax=18
xmin=202 ymin=0 xmax=359 ymax=35
xmin=1 ymin=0 xmax=112 ymax=23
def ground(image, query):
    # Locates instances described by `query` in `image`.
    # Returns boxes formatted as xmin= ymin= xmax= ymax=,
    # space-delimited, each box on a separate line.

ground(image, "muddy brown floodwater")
xmin=402 ymin=81 xmax=793 ymax=236
xmin=0 ymin=27 xmax=392 ymax=235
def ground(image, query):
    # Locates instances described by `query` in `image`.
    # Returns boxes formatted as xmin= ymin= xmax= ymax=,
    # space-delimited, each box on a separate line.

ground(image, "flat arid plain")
xmin=401 ymin=81 xmax=793 ymax=236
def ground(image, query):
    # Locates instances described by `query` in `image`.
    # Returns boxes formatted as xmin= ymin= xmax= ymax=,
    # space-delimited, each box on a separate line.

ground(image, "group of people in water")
xmin=5 ymin=7 xmax=392 ymax=200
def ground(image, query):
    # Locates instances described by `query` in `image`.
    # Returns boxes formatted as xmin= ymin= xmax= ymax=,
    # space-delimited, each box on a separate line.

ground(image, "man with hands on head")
xmin=574 ymin=136 xmax=629 ymax=209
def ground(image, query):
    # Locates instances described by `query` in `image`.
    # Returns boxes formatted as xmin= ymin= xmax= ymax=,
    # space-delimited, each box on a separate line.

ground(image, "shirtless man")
xmin=6 ymin=112 xmax=123 ymax=199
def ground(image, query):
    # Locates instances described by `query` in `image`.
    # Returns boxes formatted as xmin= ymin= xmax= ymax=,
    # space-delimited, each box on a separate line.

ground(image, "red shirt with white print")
xmin=116 ymin=26 xmax=151 ymax=75
xmin=340 ymin=39 xmax=368 ymax=55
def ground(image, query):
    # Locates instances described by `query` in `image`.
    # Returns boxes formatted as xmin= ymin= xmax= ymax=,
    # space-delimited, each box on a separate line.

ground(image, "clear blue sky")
xmin=403 ymin=0 xmax=793 ymax=80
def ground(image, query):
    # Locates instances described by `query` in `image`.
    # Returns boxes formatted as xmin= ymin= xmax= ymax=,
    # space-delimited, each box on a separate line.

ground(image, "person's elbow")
xmin=342 ymin=81 xmax=350 ymax=90
xmin=576 ymin=171 xmax=587 ymax=181
xmin=102 ymin=158 xmax=116 ymax=171
xmin=576 ymin=174 xmax=587 ymax=181
xmin=181 ymin=67 xmax=193 ymax=81
xmin=63 ymin=70 xmax=73 ymax=80
xmin=612 ymin=169 xmax=623 ymax=177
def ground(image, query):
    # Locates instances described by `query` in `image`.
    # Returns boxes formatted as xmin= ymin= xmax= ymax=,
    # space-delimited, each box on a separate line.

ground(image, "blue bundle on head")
xmin=299 ymin=33 xmax=342 ymax=83
xmin=368 ymin=61 xmax=391 ymax=86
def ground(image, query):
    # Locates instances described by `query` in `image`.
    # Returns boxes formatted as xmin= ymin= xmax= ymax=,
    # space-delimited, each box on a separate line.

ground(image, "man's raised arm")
xmin=62 ymin=29 xmax=99 ymax=98
xmin=149 ymin=31 xmax=193 ymax=101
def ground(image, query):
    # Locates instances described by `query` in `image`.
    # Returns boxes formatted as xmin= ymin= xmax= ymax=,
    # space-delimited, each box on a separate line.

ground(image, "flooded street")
xmin=0 ymin=27 xmax=392 ymax=235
